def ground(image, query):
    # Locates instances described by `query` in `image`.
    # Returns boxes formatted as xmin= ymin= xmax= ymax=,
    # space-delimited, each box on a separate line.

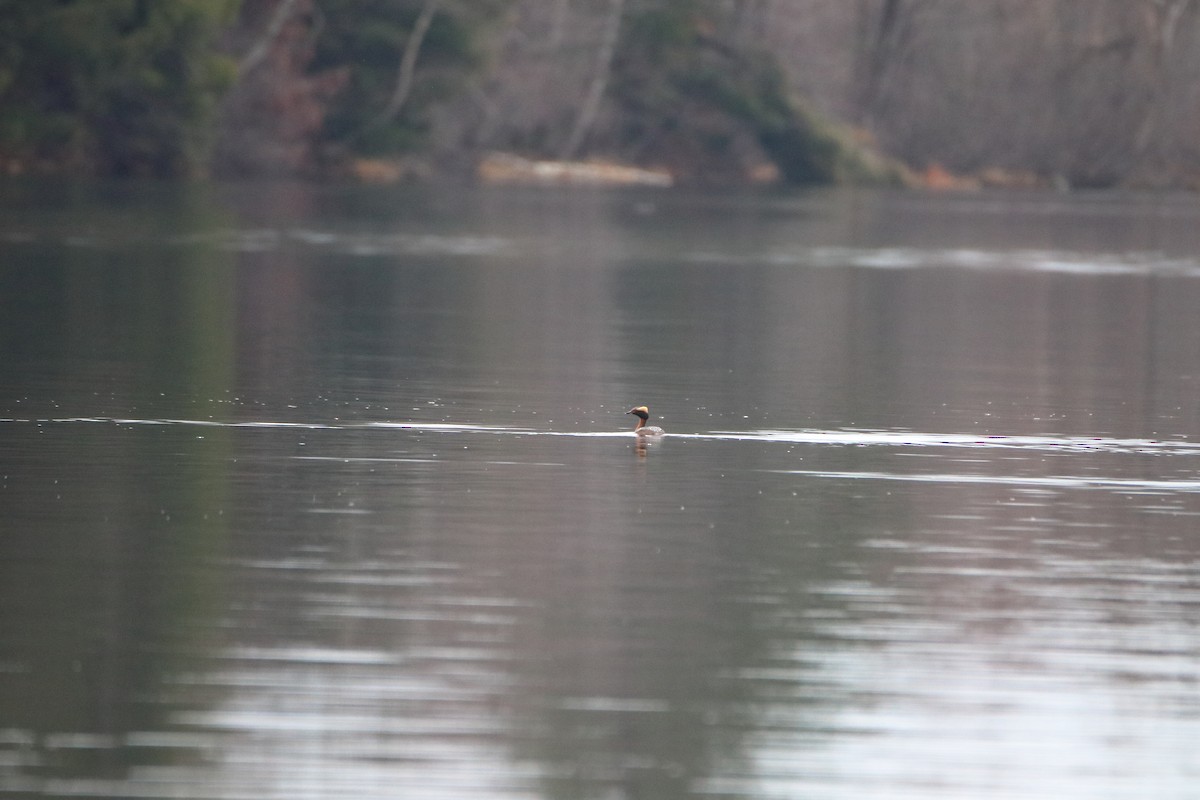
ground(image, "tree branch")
xmin=364 ymin=0 xmax=442 ymax=135
xmin=238 ymin=0 xmax=301 ymax=77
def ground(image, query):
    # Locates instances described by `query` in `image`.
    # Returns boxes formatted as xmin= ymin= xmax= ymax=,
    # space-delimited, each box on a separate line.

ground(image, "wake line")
xmin=2 ymin=417 xmax=1197 ymax=456
xmin=678 ymin=429 xmax=1200 ymax=455
xmin=768 ymin=468 xmax=1200 ymax=493
xmin=0 ymin=417 xmax=528 ymax=433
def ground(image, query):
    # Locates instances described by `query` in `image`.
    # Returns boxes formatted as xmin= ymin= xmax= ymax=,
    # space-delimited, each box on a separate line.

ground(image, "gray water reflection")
xmin=2 ymin=183 xmax=1199 ymax=799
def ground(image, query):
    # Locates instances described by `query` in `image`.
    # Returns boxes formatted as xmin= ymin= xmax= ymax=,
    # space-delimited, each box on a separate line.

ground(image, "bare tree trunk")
xmin=1134 ymin=0 xmax=1197 ymax=157
xmin=365 ymin=0 xmax=443 ymax=134
xmin=560 ymin=0 xmax=624 ymax=159
xmin=853 ymin=0 xmax=909 ymax=126
xmin=238 ymin=0 xmax=301 ymax=77
xmin=1152 ymin=0 xmax=1195 ymax=53
xmin=549 ymin=0 xmax=571 ymax=49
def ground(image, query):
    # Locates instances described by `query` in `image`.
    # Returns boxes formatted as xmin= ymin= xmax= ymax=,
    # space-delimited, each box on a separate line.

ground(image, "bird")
xmin=626 ymin=405 xmax=665 ymax=436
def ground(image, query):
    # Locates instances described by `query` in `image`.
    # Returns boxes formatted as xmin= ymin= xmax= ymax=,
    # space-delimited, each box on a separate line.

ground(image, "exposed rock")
xmin=476 ymin=152 xmax=673 ymax=187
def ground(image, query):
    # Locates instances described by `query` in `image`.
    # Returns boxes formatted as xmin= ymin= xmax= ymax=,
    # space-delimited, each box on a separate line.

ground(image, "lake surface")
xmin=2 ymin=181 xmax=1199 ymax=799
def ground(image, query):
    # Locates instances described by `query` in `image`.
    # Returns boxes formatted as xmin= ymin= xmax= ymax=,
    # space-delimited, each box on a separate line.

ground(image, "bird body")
xmin=627 ymin=405 xmax=665 ymax=436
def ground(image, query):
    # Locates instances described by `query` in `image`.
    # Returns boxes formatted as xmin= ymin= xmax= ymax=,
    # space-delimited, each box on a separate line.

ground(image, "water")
xmin=2 ymin=181 xmax=1199 ymax=799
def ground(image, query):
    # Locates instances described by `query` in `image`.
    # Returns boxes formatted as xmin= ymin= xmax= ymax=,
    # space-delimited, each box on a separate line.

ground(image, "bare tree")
xmin=237 ymin=0 xmax=302 ymax=76
xmin=1133 ymin=0 xmax=1198 ymax=161
xmin=1148 ymin=0 xmax=1196 ymax=55
xmin=423 ymin=0 xmax=1200 ymax=185
xmin=362 ymin=0 xmax=443 ymax=136
xmin=559 ymin=0 xmax=624 ymax=159
xmin=548 ymin=0 xmax=571 ymax=49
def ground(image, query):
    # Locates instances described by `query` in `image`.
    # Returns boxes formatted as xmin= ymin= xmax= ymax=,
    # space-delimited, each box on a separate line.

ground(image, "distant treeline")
xmin=2 ymin=0 xmax=1198 ymax=187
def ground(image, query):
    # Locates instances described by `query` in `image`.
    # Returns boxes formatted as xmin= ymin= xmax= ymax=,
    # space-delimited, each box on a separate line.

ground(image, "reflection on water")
xmin=2 ymin=183 xmax=1199 ymax=799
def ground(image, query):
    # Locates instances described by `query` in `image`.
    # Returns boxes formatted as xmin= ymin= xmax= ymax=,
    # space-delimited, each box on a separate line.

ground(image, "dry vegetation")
xmin=440 ymin=0 xmax=1200 ymax=187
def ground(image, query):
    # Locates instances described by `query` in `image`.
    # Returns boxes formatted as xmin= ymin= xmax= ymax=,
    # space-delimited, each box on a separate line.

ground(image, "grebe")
xmin=627 ymin=406 xmax=665 ymax=436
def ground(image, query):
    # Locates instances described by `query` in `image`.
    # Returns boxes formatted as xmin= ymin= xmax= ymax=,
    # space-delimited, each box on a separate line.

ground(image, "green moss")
xmin=604 ymin=2 xmax=902 ymax=185
xmin=609 ymin=5 xmax=905 ymax=186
